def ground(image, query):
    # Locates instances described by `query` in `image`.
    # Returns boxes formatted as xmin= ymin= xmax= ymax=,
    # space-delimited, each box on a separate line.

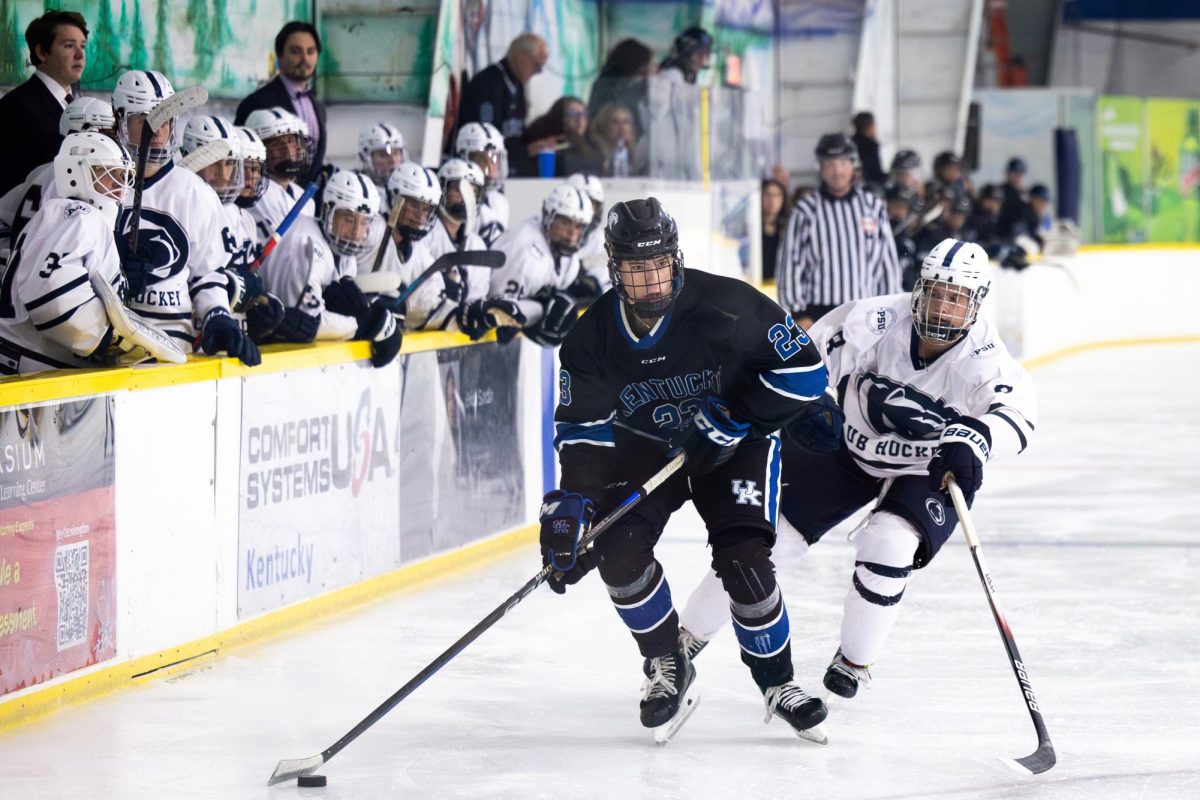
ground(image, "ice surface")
xmin=1 ymin=343 xmax=1198 ymax=799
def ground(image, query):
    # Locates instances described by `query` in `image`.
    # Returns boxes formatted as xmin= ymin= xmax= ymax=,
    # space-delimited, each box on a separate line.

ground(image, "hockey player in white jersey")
xmin=675 ymin=238 xmax=1037 ymax=700
xmin=243 ymin=107 xmax=316 ymax=242
xmin=462 ymin=183 xmax=592 ymax=347
xmin=0 ymin=133 xmax=182 ymax=373
xmin=565 ymin=172 xmax=609 ymax=303
xmin=455 ymin=122 xmax=509 ymax=247
xmin=358 ymin=123 xmax=407 ymax=200
xmin=0 ymin=96 xmax=117 ymax=264
xmin=112 ymin=69 xmax=259 ymax=366
xmin=255 ymin=169 xmax=403 ymax=367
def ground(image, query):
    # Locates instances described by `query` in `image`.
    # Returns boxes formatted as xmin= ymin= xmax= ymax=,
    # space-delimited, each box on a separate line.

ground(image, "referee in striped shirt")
xmin=777 ymin=133 xmax=902 ymax=328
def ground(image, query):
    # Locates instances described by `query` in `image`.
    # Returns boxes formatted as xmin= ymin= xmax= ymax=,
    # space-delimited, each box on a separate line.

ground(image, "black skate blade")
xmin=652 ymin=687 xmax=701 ymax=745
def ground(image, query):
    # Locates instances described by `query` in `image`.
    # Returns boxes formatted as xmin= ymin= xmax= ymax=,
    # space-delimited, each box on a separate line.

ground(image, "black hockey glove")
xmin=539 ymin=490 xmax=596 ymax=595
xmin=356 ymin=300 xmax=403 ymax=368
xmin=323 ymin=275 xmax=371 ymax=319
xmin=222 ymin=265 xmax=264 ymax=313
xmin=523 ymin=291 xmax=578 ymax=349
xmin=245 ymin=293 xmax=286 ymax=342
xmin=784 ymin=392 xmax=846 ymax=454
xmin=675 ymin=396 xmax=750 ymax=476
xmin=441 ymin=269 xmax=465 ymax=304
xmin=456 ymin=298 xmax=526 ymax=341
xmin=929 ymin=417 xmax=991 ymax=505
xmin=566 ymin=272 xmax=603 ymax=304
xmin=200 ymin=308 xmax=261 ymax=367
xmin=272 ymin=306 xmax=321 ymax=343
xmin=116 ymin=236 xmax=157 ymax=297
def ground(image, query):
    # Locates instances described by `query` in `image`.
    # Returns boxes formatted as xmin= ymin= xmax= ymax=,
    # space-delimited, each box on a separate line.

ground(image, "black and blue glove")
xmin=245 ymin=293 xmax=286 ymax=342
xmin=677 ymin=396 xmax=750 ymax=476
xmin=539 ymin=489 xmax=596 ymax=594
xmin=115 ymin=235 xmax=157 ymax=297
xmin=323 ymin=275 xmax=371 ymax=319
xmin=356 ymin=300 xmax=403 ymax=368
xmin=222 ymin=266 xmax=264 ymax=313
xmin=784 ymin=392 xmax=846 ymax=454
xmin=929 ymin=417 xmax=991 ymax=504
xmin=272 ymin=306 xmax=320 ymax=343
xmin=200 ymin=308 xmax=261 ymax=366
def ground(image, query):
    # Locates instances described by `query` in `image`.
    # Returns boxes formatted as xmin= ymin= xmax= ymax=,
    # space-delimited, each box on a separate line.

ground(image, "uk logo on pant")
xmin=731 ymin=480 xmax=763 ymax=506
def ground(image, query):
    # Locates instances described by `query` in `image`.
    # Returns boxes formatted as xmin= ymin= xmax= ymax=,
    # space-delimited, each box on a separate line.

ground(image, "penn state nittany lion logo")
xmin=860 ymin=372 xmax=958 ymax=440
xmin=116 ymin=207 xmax=190 ymax=284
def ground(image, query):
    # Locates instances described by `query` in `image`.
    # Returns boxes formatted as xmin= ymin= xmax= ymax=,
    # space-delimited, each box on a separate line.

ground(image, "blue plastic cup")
xmin=537 ymin=150 xmax=556 ymax=178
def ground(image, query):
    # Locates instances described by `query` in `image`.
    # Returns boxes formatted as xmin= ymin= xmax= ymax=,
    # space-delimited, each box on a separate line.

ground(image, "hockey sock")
xmin=712 ymin=532 xmax=793 ymax=689
xmin=840 ymin=511 xmax=918 ymax=666
xmin=606 ymin=560 xmax=679 ymax=658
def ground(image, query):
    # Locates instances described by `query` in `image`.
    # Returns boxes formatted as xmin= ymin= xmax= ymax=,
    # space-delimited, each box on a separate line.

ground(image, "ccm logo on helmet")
xmin=636 ymin=239 xmax=662 ymax=248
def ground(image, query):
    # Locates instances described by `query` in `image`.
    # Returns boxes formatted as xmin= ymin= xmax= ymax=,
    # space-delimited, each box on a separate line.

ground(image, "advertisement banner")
xmin=238 ymin=362 xmax=402 ymax=617
xmin=398 ymin=342 xmax=525 ymax=563
xmin=0 ymin=399 xmax=117 ymax=697
xmin=1096 ymin=96 xmax=1148 ymax=243
xmin=1145 ymin=98 xmax=1200 ymax=243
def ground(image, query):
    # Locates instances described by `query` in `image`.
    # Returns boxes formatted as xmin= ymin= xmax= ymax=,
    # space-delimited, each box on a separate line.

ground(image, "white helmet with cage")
xmin=320 ymin=170 xmax=381 ymax=258
xmin=358 ymin=123 xmax=407 ymax=185
xmin=244 ymin=107 xmax=313 ymax=180
xmin=455 ymin=121 xmax=508 ymax=190
xmin=181 ymin=115 xmax=244 ymax=204
xmin=53 ymin=132 xmax=134 ymax=228
xmin=541 ymin=183 xmax=592 ymax=258
xmin=112 ymin=69 xmax=180 ymax=165
xmin=437 ymin=158 xmax=485 ymax=221
xmin=911 ymin=238 xmax=992 ymax=344
xmin=234 ymin=126 xmax=269 ymax=209
xmin=386 ymin=162 xmax=442 ymax=241
xmin=59 ymin=96 xmax=116 ymax=137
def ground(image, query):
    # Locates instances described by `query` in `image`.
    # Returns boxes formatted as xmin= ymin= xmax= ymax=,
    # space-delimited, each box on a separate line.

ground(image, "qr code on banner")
xmin=54 ymin=540 xmax=90 ymax=651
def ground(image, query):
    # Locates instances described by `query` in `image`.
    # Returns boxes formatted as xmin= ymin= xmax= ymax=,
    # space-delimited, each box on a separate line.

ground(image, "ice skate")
xmin=640 ymin=649 xmax=700 ymax=745
xmin=762 ymin=682 xmax=829 ymax=745
xmin=642 ymin=627 xmax=710 ymax=683
xmin=824 ymin=648 xmax=872 ymax=699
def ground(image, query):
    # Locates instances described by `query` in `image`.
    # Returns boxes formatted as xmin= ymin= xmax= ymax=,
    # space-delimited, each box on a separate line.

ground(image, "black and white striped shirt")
xmin=777 ymin=186 xmax=901 ymax=314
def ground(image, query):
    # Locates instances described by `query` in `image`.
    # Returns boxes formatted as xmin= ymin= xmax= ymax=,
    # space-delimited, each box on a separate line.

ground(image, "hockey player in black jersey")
xmin=540 ymin=198 xmax=833 ymax=744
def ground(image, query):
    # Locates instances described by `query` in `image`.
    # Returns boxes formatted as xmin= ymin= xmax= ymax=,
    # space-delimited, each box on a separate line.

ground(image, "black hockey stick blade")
xmin=267 ymin=452 xmax=685 ymax=786
xmin=392 ymin=250 xmax=506 ymax=307
xmin=1004 ymin=740 xmax=1057 ymax=775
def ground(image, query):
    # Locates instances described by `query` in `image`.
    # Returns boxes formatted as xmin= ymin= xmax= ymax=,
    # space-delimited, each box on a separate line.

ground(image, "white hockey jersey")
xmin=809 ymin=293 xmax=1036 ymax=478
xmin=366 ymin=232 xmax=443 ymax=329
xmin=575 ymin=225 xmax=611 ymax=292
xmin=0 ymin=199 xmax=122 ymax=374
xmin=490 ymin=216 xmax=584 ymax=327
xmin=0 ymin=162 xmax=59 ymax=263
xmin=255 ymin=214 xmax=357 ymax=341
xmin=418 ymin=218 xmax=490 ymax=331
xmin=476 ymin=188 xmax=509 ymax=248
xmin=117 ymin=162 xmax=231 ymax=348
xmin=219 ymin=202 xmax=258 ymax=270
xmin=249 ymin=178 xmax=315 ymax=245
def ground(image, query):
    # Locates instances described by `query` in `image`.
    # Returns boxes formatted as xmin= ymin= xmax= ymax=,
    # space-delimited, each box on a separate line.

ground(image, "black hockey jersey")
xmin=555 ymin=269 xmax=828 ymax=498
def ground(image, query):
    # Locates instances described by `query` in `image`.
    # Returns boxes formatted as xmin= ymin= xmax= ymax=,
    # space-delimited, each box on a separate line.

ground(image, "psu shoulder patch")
xmin=970 ymin=341 xmax=999 ymax=359
xmin=865 ymin=306 xmax=897 ymax=336
xmin=63 ymin=201 xmax=90 ymax=218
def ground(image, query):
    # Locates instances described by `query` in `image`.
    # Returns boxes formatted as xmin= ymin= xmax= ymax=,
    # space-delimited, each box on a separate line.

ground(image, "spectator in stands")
xmin=761 ymin=178 xmax=787 ymax=282
xmin=851 ymin=111 xmax=886 ymax=189
xmin=588 ymin=39 xmax=655 ymax=138
xmin=524 ymin=97 xmax=604 ymax=176
xmin=659 ymin=27 xmax=712 ymax=85
xmin=0 ymin=10 xmax=88 ymax=194
xmin=235 ymin=21 xmax=326 ymax=185
xmin=457 ymin=32 xmax=549 ymax=178
xmin=589 ymin=103 xmax=646 ymax=177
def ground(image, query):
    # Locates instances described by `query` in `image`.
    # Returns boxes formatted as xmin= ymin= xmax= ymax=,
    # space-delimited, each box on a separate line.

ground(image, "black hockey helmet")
xmin=815 ymin=132 xmax=857 ymax=162
xmin=933 ymin=150 xmax=961 ymax=173
xmin=605 ymin=197 xmax=685 ymax=320
xmin=890 ymin=149 xmax=921 ymax=172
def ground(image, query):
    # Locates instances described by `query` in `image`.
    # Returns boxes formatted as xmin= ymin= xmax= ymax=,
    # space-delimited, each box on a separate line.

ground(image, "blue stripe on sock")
xmin=732 ymin=603 xmax=790 ymax=658
xmin=613 ymin=573 xmax=675 ymax=634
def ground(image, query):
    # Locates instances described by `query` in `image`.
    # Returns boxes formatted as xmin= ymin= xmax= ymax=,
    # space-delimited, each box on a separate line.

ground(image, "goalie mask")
xmin=320 ymin=170 xmax=381 ymax=258
xmin=234 ymin=126 xmax=269 ymax=208
xmin=112 ymin=69 xmax=180 ymax=165
xmin=386 ymin=162 xmax=441 ymax=241
xmin=54 ymin=132 xmax=134 ymax=228
xmin=245 ymin=107 xmax=314 ymax=181
xmin=59 ymin=96 xmax=116 ymax=138
xmin=912 ymin=238 xmax=991 ymax=344
xmin=358 ymin=123 xmax=407 ymax=184
xmin=455 ymin=122 xmax=508 ymax=190
xmin=437 ymin=158 xmax=484 ymax=222
xmin=541 ymin=184 xmax=592 ymax=259
xmin=605 ymin=197 xmax=684 ymax=320
xmin=181 ymin=115 xmax=244 ymax=204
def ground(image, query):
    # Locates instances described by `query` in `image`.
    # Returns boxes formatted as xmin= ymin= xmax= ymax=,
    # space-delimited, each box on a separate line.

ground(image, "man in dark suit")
xmin=457 ymin=33 xmax=549 ymax=177
xmin=234 ymin=21 xmax=326 ymax=185
xmin=0 ymin=11 xmax=88 ymax=194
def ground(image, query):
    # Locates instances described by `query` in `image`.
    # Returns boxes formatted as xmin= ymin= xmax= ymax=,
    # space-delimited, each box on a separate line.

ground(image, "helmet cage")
xmin=911 ymin=278 xmax=987 ymax=344
xmin=263 ymin=131 xmax=315 ymax=180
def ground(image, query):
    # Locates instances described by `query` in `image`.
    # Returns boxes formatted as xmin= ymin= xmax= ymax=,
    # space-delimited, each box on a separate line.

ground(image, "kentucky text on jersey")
xmin=620 ymin=369 xmax=722 ymax=415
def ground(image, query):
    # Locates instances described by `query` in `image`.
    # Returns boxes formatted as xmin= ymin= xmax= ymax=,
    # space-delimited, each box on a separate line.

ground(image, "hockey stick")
xmin=267 ymin=451 xmax=687 ymax=786
xmin=177 ymin=140 xmax=232 ymax=174
xmin=945 ymin=477 xmax=1056 ymax=775
xmin=390 ymin=250 xmax=505 ymax=310
xmin=251 ymin=179 xmax=320 ymax=271
xmin=369 ymin=197 xmax=406 ymax=273
xmin=127 ymin=86 xmax=208 ymax=253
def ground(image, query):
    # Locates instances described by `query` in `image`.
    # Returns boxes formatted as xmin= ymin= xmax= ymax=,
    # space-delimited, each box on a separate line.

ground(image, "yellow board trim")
xmin=1018 ymin=335 xmax=1200 ymax=370
xmin=0 ymin=524 xmax=537 ymax=731
xmin=1076 ymin=243 xmax=1200 ymax=252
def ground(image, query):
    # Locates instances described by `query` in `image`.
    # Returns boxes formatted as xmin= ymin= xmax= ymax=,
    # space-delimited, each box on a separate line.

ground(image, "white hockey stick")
xmin=178 ymin=140 xmax=232 ymax=174
xmin=352 ymin=271 xmax=402 ymax=295
xmin=90 ymin=272 xmax=187 ymax=364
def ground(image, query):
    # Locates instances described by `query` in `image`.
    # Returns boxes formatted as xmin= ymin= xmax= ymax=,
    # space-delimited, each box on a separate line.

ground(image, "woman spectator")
xmin=761 ymin=178 xmax=788 ymax=282
xmin=524 ymin=96 xmax=604 ymax=176
xmin=588 ymin=39 xmax=655 ymax=138
xmin=589 ymin=102 xmax=646 ymax=177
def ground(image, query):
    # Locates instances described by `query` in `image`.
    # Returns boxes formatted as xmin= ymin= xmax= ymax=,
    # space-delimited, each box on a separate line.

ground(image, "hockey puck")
xmin=297 ymin=774 xmax=327 ymax=787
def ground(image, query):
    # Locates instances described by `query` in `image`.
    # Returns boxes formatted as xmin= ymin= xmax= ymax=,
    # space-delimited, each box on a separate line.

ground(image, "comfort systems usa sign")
xmin=237 ymin=362 xmax=401 ymax=617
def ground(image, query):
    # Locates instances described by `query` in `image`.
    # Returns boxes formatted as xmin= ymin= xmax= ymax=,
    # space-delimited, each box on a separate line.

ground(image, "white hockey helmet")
xmin=912 ymin=238 xmax=992 ymax=344
xmin=437 ymin=158 xmax=485 ymax=221
xmin=234 ymin=126 xmax=269 ymax=208
xmin=320 ymin=170 xmax=381 ymax=257
xmin=112 ymin=69 xmax=180 ymax=165
xmin=59 ymin=96 xmax=116 ymax=137
xmin=541 ymin=184 xmax=592 ymax=257
xmin=567 ymin=173 xmax=604 ymax=233
xmin=386 ymin=162 xmax=442 ymax=241
xmin=180 ymin=115 xmax=244 ymax=203
xmin=455 ymin=121 xmax=507 ymax=189
xmin=357 ymin=123 xmax=407 ymax=184
xmin=244 ymin=107 xmax=313 ymax=180
xmin=54 ymin=132 xmax=134 ymax=228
